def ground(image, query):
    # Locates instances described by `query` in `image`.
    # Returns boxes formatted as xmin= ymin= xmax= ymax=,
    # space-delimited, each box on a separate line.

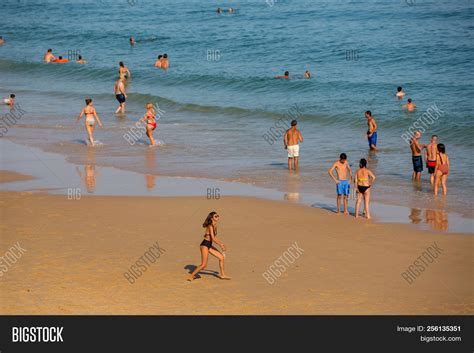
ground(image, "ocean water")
xmin=1 ymin=0 xmax=473 ymax=220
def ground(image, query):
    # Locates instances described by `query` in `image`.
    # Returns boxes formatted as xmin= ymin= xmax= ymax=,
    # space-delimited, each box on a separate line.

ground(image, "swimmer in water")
xmin=188 ymin=212 xmax=231 ymax=281
xmin=434 ymin=143 xmax=450 ymax=196
xmin=129 ymin=36 xmax=136 ymax=46
xmin=396 ymin=86 xmax=405 ymax=99
xmin=43 ymin=48 xmax=55 ymax=63
xmin=119 ymin=61 xmax=131 ymax=80
xmin=304 ymin=70 xmax=311 ymax=79
xmin=161 ymin=54 xmax=169 ymax=69
xmin=354 ymin=158 xmax=376 ymax=219
xmin=114 ymin=78 xmax=127 ymax=114
xmin=154 ymin=55 xmax=163 ymax=68
xmin=0 ymin=36 xmax=5 ymax=46
xmin=76 ymin=55 xmax=86 ymax=64
xmin=275 ymin=71 xmax=290 ymax=79
xmin=402 ymin=98 xmax=416 ymax=112
xmin=328 ymin=153 xmax=353 ymax=215
xmin=228 ymin=7 xmax=235 ymax=13
xmin=216 ymin=8 xmax=223 ymax=14
xmin=3 ymin=94 xmax=15 ymax=107
xmin=137 ymin=103 xmax=157 ymax=146
xmin=53 ymin=56 xmax=69 ymax=63
xmin=76 ymin=98 xmax=103 ymax=146
xmin=365 ymin=111 xmax=378 ymax=151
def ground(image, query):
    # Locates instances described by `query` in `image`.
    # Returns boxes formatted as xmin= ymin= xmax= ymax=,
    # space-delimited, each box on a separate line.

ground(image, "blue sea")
xmin=1 ymin=0 xmax=473 ymax=223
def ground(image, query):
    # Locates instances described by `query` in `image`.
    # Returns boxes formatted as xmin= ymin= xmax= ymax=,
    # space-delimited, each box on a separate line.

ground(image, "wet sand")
xmin=0 ymin=179 xmax=472 ymax=314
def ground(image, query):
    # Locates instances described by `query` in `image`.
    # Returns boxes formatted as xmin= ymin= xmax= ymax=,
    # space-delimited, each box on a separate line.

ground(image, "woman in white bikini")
xmin=76 ymin=98 xmax=103 ymax=146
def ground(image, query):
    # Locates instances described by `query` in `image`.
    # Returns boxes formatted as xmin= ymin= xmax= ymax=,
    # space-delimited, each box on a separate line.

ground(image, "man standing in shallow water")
xmin=365 ymin=111 xmax=378 ymax=151
xmin=425 ymin=134 xmax=438 ymax=185
xmin=283 ymin=120 xmax=303 ymax=171
xmin=410 ymin=130 xmax=427 ymax=182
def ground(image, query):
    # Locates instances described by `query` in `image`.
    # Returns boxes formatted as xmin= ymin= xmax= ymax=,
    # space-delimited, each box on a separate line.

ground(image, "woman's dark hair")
xmin=158 ymin=55 xmax=163 ymax=59
xmin=119 ymin=61 xmax=124 ymax=67
xmin=359 ymin=158 xmax=367 ymax=168
xmin=397 ymin=86 xmax=402 ymax=92
xmin=85 ymin=98 xmax=92 ymax=105
xmin=78 ymin=55 xmax=82 ymax=60
xmin=163 ymin=53 xmax=168 ymax=58
xmin=284 ymin=71 xmax=289 ymax=76
xmin=203 ymin=211 xmax=217 ymax=228
xmin=437 ymin=143 xmax=446 ymax=154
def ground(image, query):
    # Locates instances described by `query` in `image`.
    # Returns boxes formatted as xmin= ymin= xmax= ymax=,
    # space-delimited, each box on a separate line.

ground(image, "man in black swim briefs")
xmin=114 ymin=78 xmax=127 ymax=114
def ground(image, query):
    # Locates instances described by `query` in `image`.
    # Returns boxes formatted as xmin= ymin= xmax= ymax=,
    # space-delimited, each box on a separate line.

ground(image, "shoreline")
xmin=0 ymin=138 xmax=472 ymax=234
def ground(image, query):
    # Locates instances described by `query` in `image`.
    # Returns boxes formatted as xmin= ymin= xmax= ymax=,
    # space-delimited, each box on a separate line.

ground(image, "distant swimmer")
xmin=0 ymin=36 xmax=5 ymax=45
xmin=188 ymin=212 xmax=231 ymax=281
xmin=304 ymin=70 xmax=311 ymax=79
xmin=228 ymin=7 xmax=235 ymax=13
xmin=76 ymin=55 xmax=86 ymax=64
xmin=434 ymin=143 xmax=450 ymax=196
xmin=410 ymin=130 xmax=427 ymax=181
xmin=114 ymin=78 xmax=127 ymax=114
xmin=216 ymin=7 xmax=223 ymax=14
xmin=284 ymin=120 xmax=303 ymax=171
xmin=154 ymin=55 xmax=163 ymax=68
xmin=76 ymin=98 xmax=103 ymax=146
xmin=402 ymin=98 xmax=416 ymax=111
xmin=129 ymin=36 xmax=136 ymax=46
xmin=355 ymin=158 xmax=376 ymax=219
xmin=119 ymin=61 xmax=131 ymax=80
xmin=161 ymin=54 xmax=169 ymax=69
xmin=328 ymin=153 xmax=353 ymax=215
xmin=275 ymin=71 xmax=290 ymax=79
xmin=137 ymin=103 xmax=157 ymax=146
xmin=425 ymin=134 xmax=438 ymax=185
xmin=365 ymin=111 xmax=378 ymax=151
xmin=396 ymin=86 xmax=405 ymax=99
xmin=3 ymin=94 xmax=15 ymax=107
xmin=43 ymin=48 xmax=55 ymax=63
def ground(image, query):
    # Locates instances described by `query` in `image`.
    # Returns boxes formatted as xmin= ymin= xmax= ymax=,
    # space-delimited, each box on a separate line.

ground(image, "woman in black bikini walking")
xmin=355 ymin=159 xmax=376 ymax=219
xmin=188 ymin=212 xmax=231 ymax=281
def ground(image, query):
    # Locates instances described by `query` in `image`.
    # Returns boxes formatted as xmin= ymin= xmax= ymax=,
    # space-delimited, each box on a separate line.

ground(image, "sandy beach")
xmin=1 ymin=170 xmax=472 ymax=315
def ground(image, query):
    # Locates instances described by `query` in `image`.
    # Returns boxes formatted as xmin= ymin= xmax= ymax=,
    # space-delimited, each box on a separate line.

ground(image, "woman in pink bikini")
xmin=137 ymin=103 xmax=157 ymax=146
xmin=434 ymin=143 xmax=450 ymax=196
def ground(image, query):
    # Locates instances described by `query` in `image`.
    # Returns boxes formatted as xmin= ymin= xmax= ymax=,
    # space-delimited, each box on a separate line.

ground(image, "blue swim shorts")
xmin=368 ymin=131 xmax=377 ymax=147
xmin=336 ymin=179 xmax=350 ymax=196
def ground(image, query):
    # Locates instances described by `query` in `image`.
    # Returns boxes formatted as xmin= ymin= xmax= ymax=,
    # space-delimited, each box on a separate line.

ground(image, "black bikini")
xmin=357 ymin=185 xmax=370 ymax=194
xmin=200 ymin=226 xmax=216 ymax=249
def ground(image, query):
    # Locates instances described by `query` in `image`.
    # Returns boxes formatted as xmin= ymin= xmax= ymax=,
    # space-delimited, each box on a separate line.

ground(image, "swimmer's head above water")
xmin=85 ymin=98 xmax=93 ymax=105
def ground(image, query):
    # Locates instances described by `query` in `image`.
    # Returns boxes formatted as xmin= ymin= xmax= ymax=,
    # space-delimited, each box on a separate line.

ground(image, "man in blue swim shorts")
xmin=328 ymin=153 xmax=353 ymax=215
xmin=365 ymin=111 xmax=378 ymax=151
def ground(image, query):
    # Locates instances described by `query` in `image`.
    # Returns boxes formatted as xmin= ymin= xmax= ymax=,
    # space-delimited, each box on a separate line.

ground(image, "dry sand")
xmin=0 ymin=172 xmax=472 ymax=315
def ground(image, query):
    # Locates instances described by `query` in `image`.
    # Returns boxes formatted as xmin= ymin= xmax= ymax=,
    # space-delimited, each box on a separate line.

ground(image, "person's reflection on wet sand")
xmin=76 ymin=165 xmax=99 ymax=193
xmin=425 ymin=209 xmax=448 ymax=231
xmin=145 ymin=147 xmax=157 ymax=191
xmin=283 ymin=169 xmax=301 ymax=202
xmin=409 ymin=208 xmax=422 ymax=224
